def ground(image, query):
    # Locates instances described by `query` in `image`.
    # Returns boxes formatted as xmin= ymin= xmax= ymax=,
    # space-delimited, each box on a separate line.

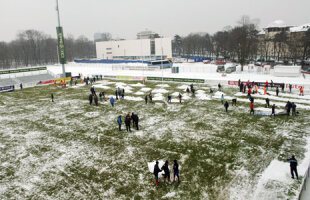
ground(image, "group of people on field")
xmin=153 ymin=160 xmax=180 ymax=186
xmin=117 ymin=113 xmax=139 ymax=132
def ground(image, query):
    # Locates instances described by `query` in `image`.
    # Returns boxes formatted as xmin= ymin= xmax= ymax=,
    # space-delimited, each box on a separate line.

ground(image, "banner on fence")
xmin=147 ymin=77 xmax=205 ymax=83
xmin=0 ymin=85 xmax=14 ymax=92
xmin=228 ymin=81 xmax=238 ymax=86
xmin=286 ymin=84 xmax=303 ymax=89
xmin=116 ymin=76 xmax=133 ymax=80
xmin=0 ymin=67 xmax=47 ymax=75
xmin=55 ymin=77 xmax=71 ymax=83
xmin=228 ymin=80 xmax=284 ymax=88
xmin=39 ymin=80 xmax=55 ymax=85
xmin=104 ymin=75 xmax=117 ymax=79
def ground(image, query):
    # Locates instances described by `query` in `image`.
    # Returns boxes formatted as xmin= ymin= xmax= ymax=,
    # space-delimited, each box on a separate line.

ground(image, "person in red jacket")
xmin=248 ymin=87 xmax=252 ymax=97
xmin=250 ymin=102 xmax=254 ymax=115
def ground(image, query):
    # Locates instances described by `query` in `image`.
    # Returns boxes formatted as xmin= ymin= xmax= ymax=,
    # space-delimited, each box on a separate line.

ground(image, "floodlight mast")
xmin=56 ymin=0 xmax=65 ymax=77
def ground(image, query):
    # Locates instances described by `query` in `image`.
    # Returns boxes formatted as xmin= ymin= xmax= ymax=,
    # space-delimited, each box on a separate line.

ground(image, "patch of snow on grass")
xmin=156 ymin=84 xmax=170 ymax=88
xmin=162 ymin=192 xmax=176 ymax=198
xmin=140 ymin=87 xmax=151 ymax=92
xmin=152 ymin=88 xmax=168 ymax=93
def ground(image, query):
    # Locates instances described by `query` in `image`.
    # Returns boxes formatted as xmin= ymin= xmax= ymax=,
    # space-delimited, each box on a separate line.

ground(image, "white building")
xmin=96 ymin=37 xmax=172 ymax=60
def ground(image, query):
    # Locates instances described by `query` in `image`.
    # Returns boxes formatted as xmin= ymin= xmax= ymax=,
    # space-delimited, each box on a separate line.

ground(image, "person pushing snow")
xmin=154 ymin=161 xmax=162 ymax=186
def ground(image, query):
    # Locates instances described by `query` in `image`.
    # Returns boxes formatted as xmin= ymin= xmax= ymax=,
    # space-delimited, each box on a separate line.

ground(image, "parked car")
xmin=226 ymin=65 xmax=236 ymax=73
xmin=216 ymin=65 xmax=225 ymax=72
xmin=203 ymin=60 xmax=211 ymax=64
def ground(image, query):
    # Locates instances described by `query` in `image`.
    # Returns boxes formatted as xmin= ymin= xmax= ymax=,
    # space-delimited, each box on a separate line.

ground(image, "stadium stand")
xmin=15 ymin=74 xmax=55 ymax=84
xmin=0 ymin=73 xmax=55 ymax=88
xmin=0 ymin=78 xmax=19 ymax=87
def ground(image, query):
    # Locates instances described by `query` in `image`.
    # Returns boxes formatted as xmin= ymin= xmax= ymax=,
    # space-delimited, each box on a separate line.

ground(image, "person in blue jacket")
xmin=117 ymin=115 xmax=122 ymax=131
xmin=287 ymin=155 xmax=298 ymax=179
xmin=110 ymin=96 xmax=115 ymax=107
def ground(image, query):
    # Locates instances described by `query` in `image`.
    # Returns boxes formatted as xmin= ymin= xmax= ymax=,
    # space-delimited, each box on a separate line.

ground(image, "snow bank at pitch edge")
xmin=251 ymin=136 xmax=310 ymax=199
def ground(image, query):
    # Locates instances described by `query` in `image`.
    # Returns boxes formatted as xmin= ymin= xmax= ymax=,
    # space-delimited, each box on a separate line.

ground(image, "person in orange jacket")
xmin=263 ymin=87 xmax=267 ymax=95
xmin=300 ymin=86 xmax=304 ymax=96
xmin=250 ymin=102 xmax=254 ymax=115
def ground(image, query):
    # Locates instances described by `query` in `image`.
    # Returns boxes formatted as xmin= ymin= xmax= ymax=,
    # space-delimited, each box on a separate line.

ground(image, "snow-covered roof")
xmin=290 ymin=23 xmax=310 ymax=32
xmin=265 ymin=20 xmax=291 ymax=28
xmin=258 ymin=30 xmax=266 ymax=35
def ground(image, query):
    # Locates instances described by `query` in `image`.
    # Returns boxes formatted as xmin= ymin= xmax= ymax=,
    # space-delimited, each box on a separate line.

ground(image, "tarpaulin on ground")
xmin=0 ymin=85 xmax=14 ymax=92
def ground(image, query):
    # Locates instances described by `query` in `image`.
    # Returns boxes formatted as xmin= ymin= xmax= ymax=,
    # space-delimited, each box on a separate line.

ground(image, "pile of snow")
xmin=156 ymin=84 xmax=170 ymax=88
xmin=140 ymin=87 xmax=151 ymax=92
xmin=94 ymin=85 xmax=111 ymax=89
xmin=124 ymin=96 xmax=143 ymax=101
xmin=153 ymin=93 xmax=164 ymax=101
xmin=196 ymin=90 xmax=211 ymax=100
xmin=162 ymin=192 xmax=176 ymax=198
xmin=134 ymin=91 xmax=144 ymax=95
xmin=152 ymin=88 xmax=169 ymax=94
xmin=177 ymin=85 xmax=190 ymax=90
xmin=130 ymin=83 xmax=145 ymax=87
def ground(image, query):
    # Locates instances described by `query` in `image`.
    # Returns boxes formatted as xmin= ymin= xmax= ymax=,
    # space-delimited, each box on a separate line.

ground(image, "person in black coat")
xmin=287 ymin=155 xmax=298 ymax=179
xmin=131 ymin=113 xmax=139 ymax=130
xmin=51 ymin=93 xmax=54 ymax=102
xmin=285 ymin=101 xmax=292 ymax=116
xmin=224 ymin=101 xmax=229 ymax=112
xmin=173 ymin=160 xmax=180 ymax=182
xmin=292 ymin=103 xmax=297 ymax=116
xmin=154 ymin=161 xmax=162 ymax=186
xmin=186 ymin=87 xmax=190 ymax=94
xmin=276 ymin=87 xmax=279 ymax=96
xmin=125 ymin=114 xmax=131 ymax=132
xmin=240 ymin=83 xmax=243 ymax=92
xmin=232 ymin=98 xmax=237 ymax=106
xmin=271 ymin=104 xmax=276 ymax=116
xmin=115 ymin=90 xmax=118 ymax=100
xmin=149 ymin=93 xmax=153 ymax=103
xmin=178 ymin=93 xmax=182 ymax=104
xmin=90 ymin=86 xmax=96 ymax=95
xmin=266 ymin=98 xmax=270 ymax=108
xmin=145 ymin=95 xmax=148 ymax=104
xmin=89 ymin=94 xmax=93 ymax=105
xmin=94 ymin=95 xmax=98 ymax=106
xmin=161 ymin=160 xmax=170 ymax=183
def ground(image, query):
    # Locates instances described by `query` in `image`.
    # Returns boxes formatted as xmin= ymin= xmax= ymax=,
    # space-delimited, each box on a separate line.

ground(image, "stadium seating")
xmin=0 ymin=73 xmax=55 ymax=87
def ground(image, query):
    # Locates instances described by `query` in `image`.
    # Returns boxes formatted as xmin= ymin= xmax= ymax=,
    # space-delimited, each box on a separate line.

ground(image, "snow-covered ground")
xmin=1 ymin=62 xmax=310 ymax=199
xmin=47 ymin=62 xmax=310 ymax=90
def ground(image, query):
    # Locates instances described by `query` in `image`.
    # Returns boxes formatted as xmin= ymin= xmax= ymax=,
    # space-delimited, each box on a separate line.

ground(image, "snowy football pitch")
xmin=1 ymin=80 xmax=310 ymax=199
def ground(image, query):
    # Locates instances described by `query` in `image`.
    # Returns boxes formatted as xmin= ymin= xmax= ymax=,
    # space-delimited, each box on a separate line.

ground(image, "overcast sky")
xmin=1 ymin=0 xmax=309 ymax=42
